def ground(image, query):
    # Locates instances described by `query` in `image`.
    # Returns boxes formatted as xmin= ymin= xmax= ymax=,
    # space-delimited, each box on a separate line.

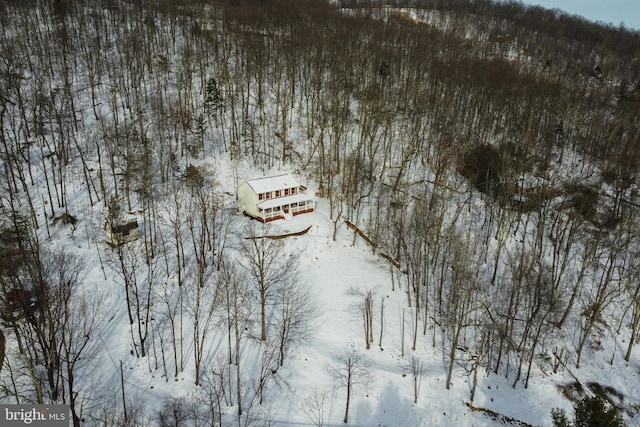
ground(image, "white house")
xmin=237 ymin=174 xmax=315 ymax=222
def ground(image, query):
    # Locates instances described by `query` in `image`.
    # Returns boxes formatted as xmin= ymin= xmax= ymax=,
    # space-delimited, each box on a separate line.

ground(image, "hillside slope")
xmin=1 ymin=0 xmax=640 ymax=426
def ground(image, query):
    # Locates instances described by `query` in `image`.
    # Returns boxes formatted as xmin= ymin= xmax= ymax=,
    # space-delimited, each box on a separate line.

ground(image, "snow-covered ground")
xmin=32 ymin=154 xmax=631 ymax=426
xmin=2 ymin=124 xmax=638 ymax=426
xmin=2 ymin=3 xmax=639 ymax=426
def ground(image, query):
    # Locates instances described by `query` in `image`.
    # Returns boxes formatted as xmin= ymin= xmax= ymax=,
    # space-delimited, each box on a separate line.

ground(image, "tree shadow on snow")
xmin=353 ymin=381 xmax=420 ymax=427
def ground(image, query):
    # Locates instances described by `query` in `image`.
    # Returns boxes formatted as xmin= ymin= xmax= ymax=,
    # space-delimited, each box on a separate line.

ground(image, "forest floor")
xmin=50 ymin=158 xmax=638 ymax=426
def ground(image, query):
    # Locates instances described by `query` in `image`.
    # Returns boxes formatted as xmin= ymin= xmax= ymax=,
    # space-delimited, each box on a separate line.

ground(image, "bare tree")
xmin=363 ymin=291 xmax=374 ymax=350
xmin=378 ymin=296 xmax=385 ymax=349
xmin=575 ymin=235 xmax=627 ymax=368
xmin=443 ymin=232 xmax=480 ymax=390
xmin=59 ymin=285 xmax=105 ymax=427
xmin=25 ymin=247 xmax=86 ymax=402
xmin=88 ymin=393 xmax=149 ymax=427
xmin=0 ymin=245 xmax=103 ymax=425
xmin=556 ymin=231 xmax=599 ymax=329
xmin=273 ymin=277 xmax=315 ymax=367
xmin=508 ymin=250 xmax=565 ymax=388
xmin=329 ymin=344 xmax=372 ymax=424
xmin=216 ymin=257 xmax=254 ymax=417
xmin=156 ymin=393 xmax=222 ymax=427
xmin=255 ymin=341 xmax=279 ymax=406
xmin=409 ymin=356 xmax=424 ymax=404
xmin=240 ymin=226 xmax=297 ymax=342
xmin=348 ymin=288 xmax=375 ymax=350
xmin=199 ymin=359 xmax=229 ymax=427
xmin=185 ymin=266 xmax=219 ymax=386
xmin=156 ymin=280 xmax=182 ymax=379
xmin=623 ymin=241 xmax=640 ymax=362
xmin=108 ymin=239 xmax=155 ymax=358
xmin=302 ymin=388 xmax=329 ymax=427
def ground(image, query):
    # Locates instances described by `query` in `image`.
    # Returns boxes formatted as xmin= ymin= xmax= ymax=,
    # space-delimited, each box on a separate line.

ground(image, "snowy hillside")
xmin=1 ymin=1 xmax=640 ymax=426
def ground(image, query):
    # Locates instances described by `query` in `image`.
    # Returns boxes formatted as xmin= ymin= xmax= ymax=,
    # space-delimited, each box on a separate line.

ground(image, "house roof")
xmin=245 ymin=174 xmax=300 ymax=194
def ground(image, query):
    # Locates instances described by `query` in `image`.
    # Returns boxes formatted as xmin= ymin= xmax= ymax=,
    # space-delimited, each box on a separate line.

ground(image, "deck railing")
xmin=257 ymin=201 xmax=314 ymax=222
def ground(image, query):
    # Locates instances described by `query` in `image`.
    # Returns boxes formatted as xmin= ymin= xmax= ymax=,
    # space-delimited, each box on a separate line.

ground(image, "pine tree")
xmin=204 ymin=77 xmax=223 ymax=117
xmin=574 ymin=396 xmax=626 ymax=427
xmin=552 ymin=396 xmax=627 ymax=427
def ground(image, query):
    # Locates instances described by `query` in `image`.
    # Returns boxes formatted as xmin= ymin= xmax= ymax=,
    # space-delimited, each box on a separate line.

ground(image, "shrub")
xmin=552 ymin=396 xmax=626 ymax=427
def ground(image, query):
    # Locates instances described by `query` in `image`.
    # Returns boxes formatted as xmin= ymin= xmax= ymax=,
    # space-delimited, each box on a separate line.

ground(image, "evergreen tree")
xmin=574 ymin=396 xmax=626 ymax=427
xmin=551 ymin=408 xmax=571 ymax=427
xmin=204 ymin=77 xmax=223 ymax=117
xmin=552 ymin=396 xmax=626 ymax=427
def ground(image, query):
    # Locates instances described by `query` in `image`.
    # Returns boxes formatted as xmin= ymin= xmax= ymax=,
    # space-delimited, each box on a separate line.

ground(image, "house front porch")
xmin=255 ymin=194 xmax=315 ymax=222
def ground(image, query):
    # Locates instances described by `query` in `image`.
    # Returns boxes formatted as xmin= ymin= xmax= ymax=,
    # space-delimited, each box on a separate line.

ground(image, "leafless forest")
xmin=1 ymin=0 xmax=640 ymax=425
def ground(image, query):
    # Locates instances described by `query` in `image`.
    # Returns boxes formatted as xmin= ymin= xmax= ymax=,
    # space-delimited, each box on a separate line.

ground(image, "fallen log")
xmin=345 ymin=220 xmax=377 ymax=248
xmin=465 ymin=402 xmax=536 ymax=427
xmin=380 ymin=252 xmax=400 ymax=269
xmin=344 ymin=220 xmax=402 ymax=268
xmin=245 ymin=225 xmax=312 ymax=240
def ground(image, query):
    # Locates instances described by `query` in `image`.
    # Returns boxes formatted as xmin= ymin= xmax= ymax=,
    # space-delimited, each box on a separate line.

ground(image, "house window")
xmin=291 ymin=187 xmax=297 ymax=195
xmin=258 ymin=193 xmax=264 ymax=200
xmin=285 ymin=188 xmax=290 ymax=196
xmin=275 ymin=190 xmax=280 ymax=197
xmin=266 ymin=192 xmax=271 ymax=199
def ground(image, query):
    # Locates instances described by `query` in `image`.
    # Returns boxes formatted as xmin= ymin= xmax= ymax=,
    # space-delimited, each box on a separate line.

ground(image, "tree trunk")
xmin=343 ymin=362 xmax=351 ymax=424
